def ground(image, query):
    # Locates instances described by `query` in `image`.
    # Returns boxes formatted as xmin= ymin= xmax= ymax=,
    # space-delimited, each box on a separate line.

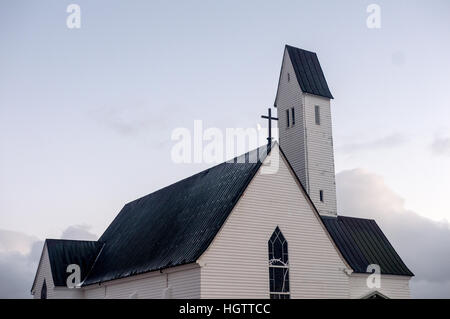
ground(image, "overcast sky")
xmin=1 ymin=0 xmax=449 ymax=298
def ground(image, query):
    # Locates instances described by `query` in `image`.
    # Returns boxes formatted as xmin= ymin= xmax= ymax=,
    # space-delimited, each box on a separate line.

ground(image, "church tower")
xmin=274 ymin=45 xmax=337 ymax=216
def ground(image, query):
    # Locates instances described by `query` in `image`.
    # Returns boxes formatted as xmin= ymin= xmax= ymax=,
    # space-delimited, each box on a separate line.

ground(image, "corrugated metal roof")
xmin=82 ymin=145 xmax=271 ymax=285
xmin=45 ymin=239 xmax=104 ymax=286
xmin=285 ymin=45 xmax=334 ymax=99
xmin=321 ymin=216 xmax=414 ymax=276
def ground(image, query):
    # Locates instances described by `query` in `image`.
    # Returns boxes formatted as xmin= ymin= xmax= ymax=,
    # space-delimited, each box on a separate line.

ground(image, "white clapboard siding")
xmin=276 ymin=48 xmax=337 ymax=216
xmin=32 ymin=242 xmax=55 ymax=299
xmin=198 ymin=145 xmax=351 ymax=298
xmin=276 ymin=49 xmax=308 ymax=192
xmin=304 ymin=94 xmax=337 ymax=216
xmin=349 ymin=274 xmax=411 ymax=299
xmin=82 ymin=263 xmax=200 ymax=299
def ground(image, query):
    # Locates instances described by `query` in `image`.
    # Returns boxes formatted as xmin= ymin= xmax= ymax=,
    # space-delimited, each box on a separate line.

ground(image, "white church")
xmin=31 ymin=45 xmax=413 ymax=299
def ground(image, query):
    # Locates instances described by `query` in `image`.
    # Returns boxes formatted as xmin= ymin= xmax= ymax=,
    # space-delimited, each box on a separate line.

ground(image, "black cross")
xmin=261 ymin=108 xmax=278 ymax=144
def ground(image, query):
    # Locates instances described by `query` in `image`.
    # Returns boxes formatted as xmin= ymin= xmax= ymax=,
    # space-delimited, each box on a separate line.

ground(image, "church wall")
xmin=31 ymin=243 xmax=55 ymax=299
xmin=349 ymin=274 xmax=411 ymax=299
xmin=276 ymin=49 xmax=308 ymax=192
xmin=198 ymin=146 xmax=351 ymax=298
xmin=52 ymin=287 xmax=85 ymax=299
xmin=303 ymin=93 xmax=337 ymax=216
xmin=82 ymin=263 xmax=200 ymax=299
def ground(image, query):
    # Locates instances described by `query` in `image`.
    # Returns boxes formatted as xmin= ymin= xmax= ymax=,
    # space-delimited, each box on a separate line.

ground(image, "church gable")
xmin=198 ymin=144 xmax=351 ymax=298
xmin=31 ymin=242 xmax=55 ymax=299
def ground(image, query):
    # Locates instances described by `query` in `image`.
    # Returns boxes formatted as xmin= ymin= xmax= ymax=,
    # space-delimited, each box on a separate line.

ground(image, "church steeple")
xmin=275 ymin=45 xmax=337 ymax=216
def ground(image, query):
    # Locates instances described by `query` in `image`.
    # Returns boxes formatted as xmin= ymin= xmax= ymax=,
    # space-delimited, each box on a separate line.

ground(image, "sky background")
xmin=1 ymin=0 xmax=449 ymax=298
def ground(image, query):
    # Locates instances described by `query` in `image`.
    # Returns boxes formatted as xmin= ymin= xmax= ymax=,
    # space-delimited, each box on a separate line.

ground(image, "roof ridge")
xmin=46 ymin=238 xmax=101 ymax=243
xmin=285 ymin=44 xmax=317 ymax=55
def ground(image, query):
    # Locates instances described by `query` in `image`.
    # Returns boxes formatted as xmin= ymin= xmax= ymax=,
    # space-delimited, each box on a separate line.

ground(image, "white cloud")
xmin=60 ymin=224 xmax=98 ymax=241
xmin=336 ymin=168 xmax=450 ymax=298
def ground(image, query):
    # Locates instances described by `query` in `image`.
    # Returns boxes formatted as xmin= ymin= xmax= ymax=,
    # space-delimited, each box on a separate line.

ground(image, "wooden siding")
xmin=32 ymin=243 xmax=54 ymax=299
xmin=349 ymin=274 xmax=411 ymax=299
xmin=83 ymin=263 xmax=200 ymax=299
xmin=277 ymin=49 xmax=308 ymax=193
xmin=198 ymin=146 xmax=350 ymax=298
xmin=304 ymin=94 xmax=337 ymax=216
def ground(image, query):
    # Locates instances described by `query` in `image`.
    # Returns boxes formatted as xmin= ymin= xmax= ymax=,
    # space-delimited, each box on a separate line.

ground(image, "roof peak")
xmin=285 ymin=44 xmax=317 ymax=55
xmin=277 ymin=45 xmax=334 ymax=100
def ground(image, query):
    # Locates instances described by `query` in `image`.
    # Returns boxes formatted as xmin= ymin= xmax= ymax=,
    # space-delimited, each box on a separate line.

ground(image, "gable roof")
xmin=45 ymin=239 xmax=104 ymax=286
xmin=275 ymin=45 xmax=334 ymax=103
xmin=321 ymin=216 xmax=414 ymax=276
xmin=82 ymin=145 xmax=271 ymax=285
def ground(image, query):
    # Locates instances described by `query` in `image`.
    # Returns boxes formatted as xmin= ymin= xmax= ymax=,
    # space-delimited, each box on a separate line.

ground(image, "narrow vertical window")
xmin=41 ymin=280 xmax=47 ymax=299
xmin=286 ymin=109 xmax=290 ymax=128
xmin=287 ymin=72 xmax=290 ymax=82
xmin=320 ymin=190 xmax=324 ymax=202
xmin=291 ymin=108 xmax=295 ymax=125
xmin=268 ymin=227 xmax=290 ymax=299
xmin=315 ymin=105 xmax=320 ymax=125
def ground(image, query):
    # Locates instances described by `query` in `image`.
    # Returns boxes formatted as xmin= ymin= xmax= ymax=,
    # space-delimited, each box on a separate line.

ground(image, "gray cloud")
xmin=0 ymin=230 xmax=43 ymax=298
xmin=431 ymin=137 xmax=450 ymax=156
xmin=337 ymin=133 xmax=406 ymax=153
xmin=0 ymin=225 xmax=97 ymax=298
xmin=336 ymin=169 xmax=450 ymax=298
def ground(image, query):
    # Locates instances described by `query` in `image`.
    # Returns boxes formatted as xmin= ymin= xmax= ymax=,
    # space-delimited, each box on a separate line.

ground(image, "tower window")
xmin=287 ymin=73 xmax=290 ymax=82
xmin=315 ymin=105 xmax=321 ymax=125
xmin=319 ymin=190 xmax=324 ymax=202
xmin=291 ymin=108 xmax=295 ymax=125
xmin=286 ymin=109 xmax=290 ymax=128
xmin=268 ymin=227 xmax=290 ymax=299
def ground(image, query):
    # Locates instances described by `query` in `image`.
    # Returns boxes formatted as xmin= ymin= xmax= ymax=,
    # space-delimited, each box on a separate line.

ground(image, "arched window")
xmin=41 ymin=280 xmax=47 ymax=299
xmin=268 ymin=227 xmax=290 ymax=299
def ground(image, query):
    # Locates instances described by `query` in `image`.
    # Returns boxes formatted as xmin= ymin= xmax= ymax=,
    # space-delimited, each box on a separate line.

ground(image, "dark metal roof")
xmin=321 ymin=215 xmax=414 ymax=276
xmin=82 ymin=145 xmax=271 ymax=285
xmin=45 ymin=239 xmax=104 ymax=286
xmin=285 ymin=45 xmax=334 ymax=99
